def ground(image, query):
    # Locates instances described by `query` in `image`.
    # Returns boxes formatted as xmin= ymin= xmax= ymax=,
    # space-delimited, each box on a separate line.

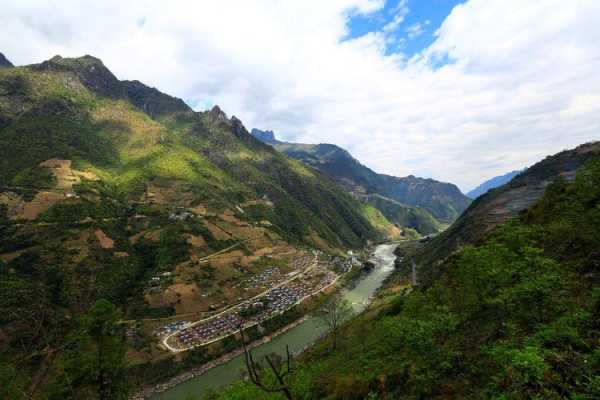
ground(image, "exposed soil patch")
xmin=190 ymin=205 xmax=207 ymax=215
xmin=129 ymin=229 xmax=162 ymax=244
xmin=168 ymin=283 xmax=203 ymax=314
xmin=0 ymin=248 xmax=30 ymax=263
xmin=39 ymin=158 xmax=98 ymax=190
xmin=0 ymin=159 xmax=99 ymax=220
xmin=95 ymin=229 xmax=115 ymax=249
xmin=209 ymin=250 xmax=245 ymax=269
xmin=142 ymin=181 xmax=195 ymax=208
xmin=185 ymin=234 xmax=206 ymax=248
xmin=21 ymin=191 xmax=65 ymax=220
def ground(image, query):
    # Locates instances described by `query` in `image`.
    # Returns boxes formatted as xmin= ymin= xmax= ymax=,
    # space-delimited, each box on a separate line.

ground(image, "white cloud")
xmin=383 ymin=0 xmax=409 ymax=33
xmin=1 ymin=0 xmax=600 ymax=191
xmin=405 ymin=22 xmax=425 ymax=39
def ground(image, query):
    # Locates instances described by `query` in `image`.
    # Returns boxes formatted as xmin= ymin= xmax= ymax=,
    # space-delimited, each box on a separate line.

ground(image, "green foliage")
xmin=157 ymin=226 xmax=190 ymax=271
xmin=39 ymin=198 xmax=126 ymax=224
xmin=365 ymin=194 xmax=442 ymax=235
xmin=11 ymin=165 xmax=55 ymax=188
xmin=360 ymin=203 xmax=399 ymax=239
xmin=0 ymin=361 xmax=24 ymax=400
xmin=48 ymin=299 xmax=130 ymax=400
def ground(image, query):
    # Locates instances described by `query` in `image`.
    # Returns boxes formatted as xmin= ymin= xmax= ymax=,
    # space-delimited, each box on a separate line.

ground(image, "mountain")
xmin=421 ymin=141 xmax=600 ymax=269
xmin=0 ymin=53 xmax=12 ymax=68
xmin=250 ymin=128 xmax=280 ymax=145
xmin=0 ymin=55 xmax=393 ymax=397
xmin=251 ymin=129 xmax=471 ymax=233
xmin=466 ymin=169 xmax=522 ymax=198
xmin=0 ymin=55 xmax=382 ymax=249
xmin=363 ymin=194 xmax=442 ymax=235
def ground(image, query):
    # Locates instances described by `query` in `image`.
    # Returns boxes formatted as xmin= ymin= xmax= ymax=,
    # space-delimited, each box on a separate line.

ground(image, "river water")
xmin=154 ymin=243 xmax=397 ymax=400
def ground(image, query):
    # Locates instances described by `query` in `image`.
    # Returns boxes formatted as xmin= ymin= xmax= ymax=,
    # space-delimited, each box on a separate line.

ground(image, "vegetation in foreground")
xmin=207 ymin=158 xmax=600 ymax=399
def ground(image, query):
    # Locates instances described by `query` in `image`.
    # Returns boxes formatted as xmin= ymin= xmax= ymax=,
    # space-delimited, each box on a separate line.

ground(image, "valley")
xmin=0 ymin=47 xmax=598 ymax=400
xmin=0 ymin=53 xmax=395 ymax=399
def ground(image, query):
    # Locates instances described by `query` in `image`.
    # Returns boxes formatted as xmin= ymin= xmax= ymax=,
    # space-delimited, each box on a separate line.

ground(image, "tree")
xmin=0 ymin=362 xmax=24 ymax=400
xmin=51 ymin=299 xmax=129 ymax=399
xmin=317 ymin=295 xmax=353 ymax=351
xmin=240 ymin=326 xmax=295 ymax=400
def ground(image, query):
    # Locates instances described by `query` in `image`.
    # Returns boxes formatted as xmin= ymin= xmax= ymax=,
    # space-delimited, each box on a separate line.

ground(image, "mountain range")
xmin=233 ymin=142 xmax=600 ymax=400
xmin=466 ymin=169 xmax=522 ymax=199
xmin=2 ymin=50 xmax=599 ymax=400
xmin=251 ymin=129 xmax=471 ymax=235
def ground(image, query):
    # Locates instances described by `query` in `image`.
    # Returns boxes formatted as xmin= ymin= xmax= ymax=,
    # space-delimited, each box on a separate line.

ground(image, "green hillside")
xmin=212 ymin=149 xmax=600 ymax=400
xmin=363 ymin=194 xmax=442 ymax=235
xmin=0 ymin=55 xmax=380 ymax=249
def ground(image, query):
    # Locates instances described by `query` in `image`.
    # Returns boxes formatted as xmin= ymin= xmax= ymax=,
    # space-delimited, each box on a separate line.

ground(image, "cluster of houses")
xmin=290 ymin=255 xmax=313 ymax=270
xmin=168 ymin=209 xmax=198 ymax=221
xmin=168 ymin=263 xmax=338 ymax=350
xmin=153 ymin=320 xmax=191 ymax=338
xmin=242 ymin=266 xmax=281 ymax=289
xmin=175 ymin=313 xmax=243 ymax=346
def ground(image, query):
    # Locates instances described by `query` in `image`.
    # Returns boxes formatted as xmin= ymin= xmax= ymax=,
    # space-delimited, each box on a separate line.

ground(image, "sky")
xmin=1 ymin=0 xmax=600 ymax=191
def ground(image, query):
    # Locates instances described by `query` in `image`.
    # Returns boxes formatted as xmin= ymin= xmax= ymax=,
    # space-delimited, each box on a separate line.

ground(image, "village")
xmin=156 ymin=252 xmax=358 ymax=352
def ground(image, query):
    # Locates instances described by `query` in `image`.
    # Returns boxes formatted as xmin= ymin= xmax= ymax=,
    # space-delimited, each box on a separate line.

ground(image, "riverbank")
xmin=132 ymin=314 xmax=310 ymax=399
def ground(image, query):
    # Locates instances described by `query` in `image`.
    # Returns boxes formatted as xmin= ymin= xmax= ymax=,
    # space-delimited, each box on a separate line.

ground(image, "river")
xmin=153 ymin=243 xmax=397 ymax=400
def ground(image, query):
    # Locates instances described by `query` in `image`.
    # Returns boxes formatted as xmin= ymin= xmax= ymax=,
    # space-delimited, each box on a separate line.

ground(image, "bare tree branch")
xmin=239 ymin=325 xmax=294 ymax=399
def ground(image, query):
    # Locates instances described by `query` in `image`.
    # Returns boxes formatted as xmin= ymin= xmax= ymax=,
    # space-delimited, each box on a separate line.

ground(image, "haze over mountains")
xmin=251 ymin=128 xmax=471 ymax=235
xmin=466 ymin=170 xmax=522 ymax=199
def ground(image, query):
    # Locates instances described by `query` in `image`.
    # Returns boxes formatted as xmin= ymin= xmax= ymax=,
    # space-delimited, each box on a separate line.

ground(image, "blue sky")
xmin=345 ymin=0 xmax=465 ymax=57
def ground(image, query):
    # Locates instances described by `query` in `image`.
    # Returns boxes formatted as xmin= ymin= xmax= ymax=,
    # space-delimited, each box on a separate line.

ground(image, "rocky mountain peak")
xmin=32 ymin=54 xmax=125 ymax=99
xmin=209 ymin=105 xmax=228 ymax=121
xmin=250 ymin=128 xmax=281 ymax=145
